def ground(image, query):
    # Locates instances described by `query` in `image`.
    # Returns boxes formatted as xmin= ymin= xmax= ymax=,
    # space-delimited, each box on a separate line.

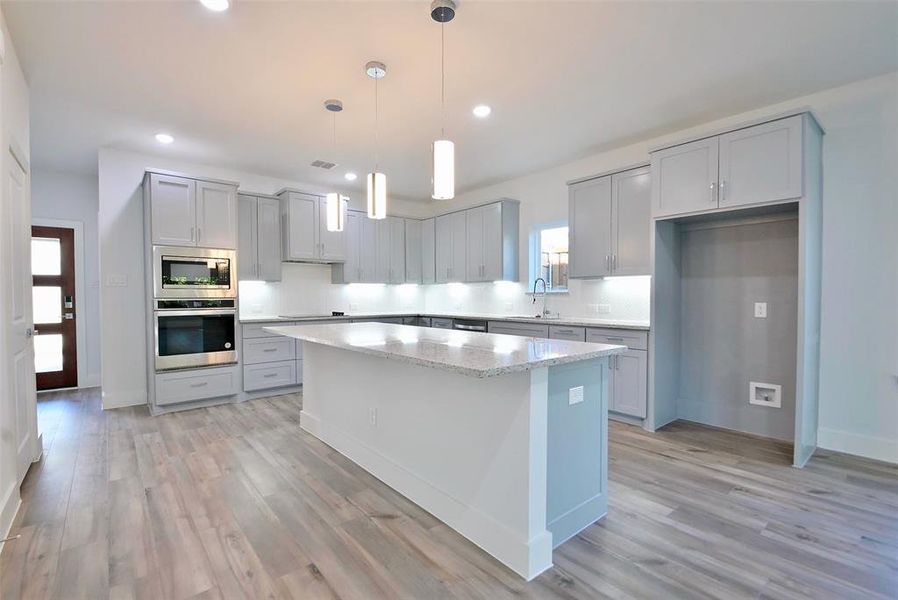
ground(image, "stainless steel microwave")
xmin=153 ymin=246 xmax=236 ymax=299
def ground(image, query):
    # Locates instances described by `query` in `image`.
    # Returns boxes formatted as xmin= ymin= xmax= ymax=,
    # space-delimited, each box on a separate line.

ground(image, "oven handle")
xmin=153 ymin=309 xmax=237 ymax=317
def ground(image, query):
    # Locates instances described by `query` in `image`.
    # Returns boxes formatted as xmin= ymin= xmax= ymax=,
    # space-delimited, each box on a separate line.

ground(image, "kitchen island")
xmin=265 ymin=322 xmax=626 ymax=580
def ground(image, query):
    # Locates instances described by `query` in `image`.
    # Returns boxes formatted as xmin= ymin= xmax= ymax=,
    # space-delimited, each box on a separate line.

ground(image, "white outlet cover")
xmin=569 ymin=386 xmax=584 ymax=405
xmin=597 ymin=304 xmax=611 ymax=314
xmin=749 ymin=381 xmax=781 ymax=408
xmin=754 ymin=302 xmax=767 ymax=318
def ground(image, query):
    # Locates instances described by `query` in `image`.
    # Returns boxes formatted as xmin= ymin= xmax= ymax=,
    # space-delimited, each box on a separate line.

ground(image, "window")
xmin=530 ymin=224 xmax=569 ymax=292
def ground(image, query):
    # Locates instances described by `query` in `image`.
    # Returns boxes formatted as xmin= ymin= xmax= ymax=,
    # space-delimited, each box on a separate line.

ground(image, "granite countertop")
xmin=241 ymin=312 xmax=650 ymax=330
xmin=264 ymin=322 xmax=626 ymax=378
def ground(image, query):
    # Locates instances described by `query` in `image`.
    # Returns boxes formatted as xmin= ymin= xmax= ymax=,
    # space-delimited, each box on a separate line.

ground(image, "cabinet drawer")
xmin=243 ymin=360 xmax=297 ymax=392
xmin=431 ymin=318 xmax=454 ymax=329
xmin=243 ymin=337 xmax=296 ymax=364
xmin=549 ymin=325 xmax=586 ymax=342
xmin=403 ymin=316 xmax=430 ymax=326
xmin=155 ymin=367 xmax=237 ymax=406
xmin=488 ymin=321 xmax=550 ymax=338
xmin=586 ymin=328 xmax=648 ymax=351
xmin=242 ymin=321 xmax=296 ymax=339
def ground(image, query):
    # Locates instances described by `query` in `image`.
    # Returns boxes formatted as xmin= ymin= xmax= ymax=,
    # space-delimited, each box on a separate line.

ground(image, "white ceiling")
xmin=4 ymin=1 xmax=896 ymax=201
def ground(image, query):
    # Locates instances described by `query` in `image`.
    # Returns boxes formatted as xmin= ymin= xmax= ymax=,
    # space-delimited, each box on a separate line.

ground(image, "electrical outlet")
xmin=250 ymin=303 xmax=262 ymax=314
xmin=754 ymin=302 xmax=767 ymax=318
xmin=749 ymin=382 xmax=781 ymax=408
xmin=597 ymin=304 xmax=611 ymax=314
xmin=369 ymin=407 xmax=377 ymax=427
xmin=588 ymin=303 xmax=599 ymax=314
xmin=568 ymin=386 xmax=584 ymax=405
xmin=504 ymin=302 xmax=513 ymax=312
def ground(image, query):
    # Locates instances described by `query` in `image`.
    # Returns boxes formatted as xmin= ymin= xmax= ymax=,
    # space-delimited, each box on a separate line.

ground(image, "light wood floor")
xmin=1 ymin=389 xmax=896 ymax=600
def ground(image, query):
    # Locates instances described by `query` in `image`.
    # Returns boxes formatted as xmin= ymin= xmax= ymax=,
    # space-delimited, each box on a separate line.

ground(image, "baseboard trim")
xmin=817 ymin=427 xmax=898 ymax=464
xmin=101 ymin=388 xmax=147 ymax=410
xmin=548 ymin=493 xmax=607 ymax=549
xmin=0 ymin=482 xmax=21 ymax=552
xmin=300 ymin=410 xmax=553 ymax=580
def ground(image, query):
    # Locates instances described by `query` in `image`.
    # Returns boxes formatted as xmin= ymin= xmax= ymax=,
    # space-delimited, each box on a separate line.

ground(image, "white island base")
xmin=268 ymin=323 xmax=620 ymax=580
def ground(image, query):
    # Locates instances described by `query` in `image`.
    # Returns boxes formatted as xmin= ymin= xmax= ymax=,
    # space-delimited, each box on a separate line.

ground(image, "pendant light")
xmin=366 ymin=61 xmax=387 ymax=220
xmin=431 ymin=0 xmax=456 ymax=200
xmin=324 ymin=99 xmax=346 ymax=232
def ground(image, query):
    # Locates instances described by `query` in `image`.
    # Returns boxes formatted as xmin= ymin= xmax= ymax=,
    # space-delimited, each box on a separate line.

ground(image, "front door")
xmin=31 ymin=225 xmax=78 ymax=390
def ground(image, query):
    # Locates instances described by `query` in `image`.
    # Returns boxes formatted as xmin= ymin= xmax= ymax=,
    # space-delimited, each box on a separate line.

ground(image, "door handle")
xmin=605 ymin=255 xmax=610 ymax=271
xmin=710 ymin=182 xmax=716 ymax=203
xmin=64 ymin=313 xmax=74 ymax=320
xmin=197 ymin=227 xmax=202 ymax=242
xmin=190 ymin=227 xmax=195 ymax=241
xmin=26 ymin=328 xmax=35 ymax=337
xmin=720 ymin=180 xmax=726 ymax=202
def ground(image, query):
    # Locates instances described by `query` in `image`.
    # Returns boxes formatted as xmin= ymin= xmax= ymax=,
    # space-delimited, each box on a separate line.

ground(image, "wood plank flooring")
xmin=1 ymin=388 xmax=895 ymax=599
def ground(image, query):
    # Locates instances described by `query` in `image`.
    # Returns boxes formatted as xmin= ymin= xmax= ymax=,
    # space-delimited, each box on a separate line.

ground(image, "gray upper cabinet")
xmin=279 ymin=189 xmax=346 ymax=263
xmin=569 ymin=176 xmax=613 ymax=278
xmin=652 ymin=115 xmax=806 ymax=219
xmin=150 ymin=174 xmax=196 ymax=246
xmin=359 ymin=215 xmax=378 ymax=283
xmin=611 ymin=166 xmax=651 ymax=276
xmin=466 ymin=202 xmax=508 ymax=282
xmin=421 ymin=218 xmax=436 ymax=284
xmin=405 ymin=219 xmax=423 ymax=283
xmin=334 ymin=210 xmax=361 ymax=283
xmin=196 ymin=180 xmax=238 ymax=249
xmin=375 ymin=216 xmax=406 ymax=284
xmin=651 ymin=137 xmax=719 ymax=218
xmin=147 ymin=172 xmax=237 ymax=249
xmin=718 ymin=115 xmax=803 ymax=209
xmin=435 ymin=211 xmax=466 ymax=283
xmin=238 ymin=194 xmax=282 ymax=282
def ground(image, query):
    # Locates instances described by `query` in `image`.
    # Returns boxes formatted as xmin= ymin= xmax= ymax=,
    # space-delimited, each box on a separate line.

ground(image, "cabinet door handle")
xmin=612 ymin=254 xmax=617 ymax=271
xmin=190 ymin=227 xmax=195 ymax=242
xmin=710 ymin=181 xmax=716 ymax=203
xmin=720 ymin=180 xmax=726 ymax=202
xmin=262 ymin=348 xmax=277 ymax=353
xmin=605 ymin=336 xmax=625 ymax=342
xmin=197 ymin=227 xmax=202 ymax=242
xmin=190 ymin=382 xmax=208 ymax=388
xmin=605 ymin=255 xmax=610 ymax=271
xmin=263 ymin=373 xmax=278 ymax=378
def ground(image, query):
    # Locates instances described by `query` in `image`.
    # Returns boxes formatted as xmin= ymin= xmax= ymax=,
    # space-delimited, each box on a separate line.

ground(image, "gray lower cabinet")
xmin=488 ymin=321 xmax=550 ymax=338
xmin=155 ymin=366 xmax=238 ymax=406
xmin=403 ymin=316 xmax=430 ymax=326
xmin=238 ymin=194 xmax=282 ymax=281
xmin=431 ymin=317 xmax=453 ymax=329
xmin=548 ymin=325 xmax=586 ymax=341
xmin=241 ymin=322 xmax=302 ymax=392
xmin=586 ymin=327 xmax=648 ymax=418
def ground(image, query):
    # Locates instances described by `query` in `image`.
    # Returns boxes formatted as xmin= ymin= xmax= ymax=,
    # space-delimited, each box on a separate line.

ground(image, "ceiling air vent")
xmin=310 ymin=159 xmax=337 ymax=170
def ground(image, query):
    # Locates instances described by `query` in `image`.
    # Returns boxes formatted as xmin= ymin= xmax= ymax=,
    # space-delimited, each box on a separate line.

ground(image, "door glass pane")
xmin=33 ymin=286 xmax=62 ymax=324
xmin=31 ymin=237 xmax=61 ymax=275
xmin=34 ymin=333 xmax=63 ymax=373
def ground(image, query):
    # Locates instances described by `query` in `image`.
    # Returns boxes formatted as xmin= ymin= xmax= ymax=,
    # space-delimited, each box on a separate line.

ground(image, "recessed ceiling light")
xmin=155 ymin=133 xmax=174 ymax=144
xmin=472 ymin=104 xmax=492 ymax=118
xmin=200 ymin=0 xmax=229 ymax=11
xmin=344 ymin=172 xmax=358 ymax=181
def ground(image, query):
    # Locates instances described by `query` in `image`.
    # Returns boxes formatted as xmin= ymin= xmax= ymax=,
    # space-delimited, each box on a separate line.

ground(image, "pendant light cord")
xmin=441 ymin=21 xmax=445 ymax=138
xmin=374 ymin=74 xmax=379 ymax=171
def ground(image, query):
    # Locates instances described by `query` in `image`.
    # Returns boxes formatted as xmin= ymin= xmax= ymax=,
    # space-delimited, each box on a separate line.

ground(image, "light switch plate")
xmin=754 ymin=302 xmax=767 ymax=318
xmin=569 ymin=386 xmax=584 ymax=405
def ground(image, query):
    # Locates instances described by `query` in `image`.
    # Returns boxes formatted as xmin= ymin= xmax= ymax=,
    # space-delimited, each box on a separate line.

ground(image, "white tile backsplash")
xmin=239 ymin=263 xmax=650 ymax=322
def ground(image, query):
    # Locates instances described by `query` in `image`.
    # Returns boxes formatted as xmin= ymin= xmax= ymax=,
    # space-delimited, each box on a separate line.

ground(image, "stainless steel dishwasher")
xmin=452 ymin=318 xmax=488 ymax=333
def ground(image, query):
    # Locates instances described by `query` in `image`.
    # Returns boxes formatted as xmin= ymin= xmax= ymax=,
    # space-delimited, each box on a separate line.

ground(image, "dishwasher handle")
xmin=453 ymin=323 xmax=487 ymax=332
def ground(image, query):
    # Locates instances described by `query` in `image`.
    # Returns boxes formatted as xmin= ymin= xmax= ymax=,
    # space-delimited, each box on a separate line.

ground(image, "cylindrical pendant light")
xmin=366 ymin=61 xmax=387 ymax=219
xmin=431 ymin=0 xmax=456 ymax=200
xmin=324 ymin=99 xmax=346 ymax=232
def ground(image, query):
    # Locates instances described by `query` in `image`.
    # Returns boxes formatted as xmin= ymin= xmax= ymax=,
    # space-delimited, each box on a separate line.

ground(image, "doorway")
xmin=31 ymin=225 xmax=78 ymax=390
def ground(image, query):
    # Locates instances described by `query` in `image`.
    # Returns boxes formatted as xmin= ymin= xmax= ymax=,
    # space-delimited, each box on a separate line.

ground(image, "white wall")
xmin=97 ymin=148 xmax=429 ymax=409
xmin=431 ymin=72 xmax=898 ymax=462
xmin=31 ymin=169 xmax=100 ymax=387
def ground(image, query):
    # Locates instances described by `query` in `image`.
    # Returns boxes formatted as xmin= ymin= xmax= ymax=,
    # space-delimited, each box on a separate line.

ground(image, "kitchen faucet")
xmin=532 ymin=277 xmax=549 ymax=318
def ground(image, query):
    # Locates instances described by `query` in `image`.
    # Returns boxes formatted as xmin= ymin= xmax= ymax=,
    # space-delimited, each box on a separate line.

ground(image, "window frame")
xmin=528 ymin=221 xmax=570 ymax=294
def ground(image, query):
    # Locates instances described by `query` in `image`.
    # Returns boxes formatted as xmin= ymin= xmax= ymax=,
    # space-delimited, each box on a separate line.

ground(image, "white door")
xmin=435 ymin=214 xmax=452 ymax=284
xmin=237 ymin=195 xmax=258 ymax=280
xmin=569 ymin=176 xmax=612 ymax=278
xmin=465 ymin=207 xmax=484 ymax=282
xmin=718 ymin=116 xmax=803 ymax=209
xmin=2 ymin=149 xmax=39 ymax=484
xmin=284 ymin=193 xmax=318 ymax=261
xmin=196 ymin=180 xmax=237 ymax=249
xmin=421 ymin=218 xmax=436 ymax=284
xmin=611 ymin=166 xmax=652 ymax=276
xmin=610 ymin=350 xmax=647 ymax=418
xmin=318 ymin=197 xmax=347 ymax=262
xmin=389 ymin=217 xmax=406 ymax=284
xmin=404 ymin=219 xmax=422 ymax=283
xmin=359 ymin=215 xmax=378 ymax=283
xmin=256 ymin=198 xmax=282 ymax=281
xmin=150 ymin=174 xmax=196 ymax=246
xmin=449 ymin=211 xmax=467 ymax=282
xmin=651 ymin=137 xmax=719 ymax=218
xmin=481 ymin=203 xmax=504 ymax=281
